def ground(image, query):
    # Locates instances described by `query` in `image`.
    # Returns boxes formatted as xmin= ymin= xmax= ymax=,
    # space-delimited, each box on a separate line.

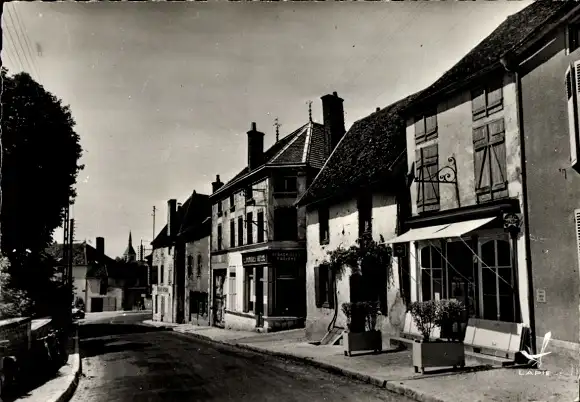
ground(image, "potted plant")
xmin=409 ymin=300 xmax=466 ymax=373
xmin=342 ymin=301 xmax=382 ymax=356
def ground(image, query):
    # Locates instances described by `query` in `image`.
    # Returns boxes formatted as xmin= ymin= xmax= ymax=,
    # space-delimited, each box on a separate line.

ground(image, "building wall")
xmin=85 ymin=278 xmax=123 ymax=312
xmin=185 ymin=235 xmax=211 ymax=325
xmin=151 ymin=246 xmax=174 ymax=322
xmin=72 ymin=266 xmax=88 ymax=306
xmin=305 ymin=193 xmax=403 ymax=342
xmin=405 ymin=75 xmax=531 ymax=327
xmin=519 ymin=24 xmax=580 ymax=345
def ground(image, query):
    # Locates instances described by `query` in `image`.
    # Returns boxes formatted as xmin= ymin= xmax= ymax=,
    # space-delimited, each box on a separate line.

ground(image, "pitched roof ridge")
xmin=302 ymin=121 xmax=314 ymax=164
xmin=268 ymin=122 xmax=309 ymax=163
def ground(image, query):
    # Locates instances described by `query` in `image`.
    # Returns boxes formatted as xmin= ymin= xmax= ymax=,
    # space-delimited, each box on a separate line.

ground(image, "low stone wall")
xmin=0 ymin=317 xmax=32 ymax=357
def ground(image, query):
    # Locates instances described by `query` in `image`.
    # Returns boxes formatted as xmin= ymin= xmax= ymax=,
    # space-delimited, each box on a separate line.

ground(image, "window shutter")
xmin=423 ymin=144 xmax=439 ymax=205
xmin=568 ymin=62 xmax=580 ymax=169
xmin=472 ymin=88 xmax=486 ymax=116
xmin=314 ymin=266 xmax=322 ymax=308
xmin=415 ymin=148 xmax=424 ymax=207
xmin=489 ymin=119 xmax=507 ymax=192
xmin=415 ymin=116 xmax=425 ymax=143
xmin=575 ymin=210 xmax=580 ymax=276
xmin=425 ymin=111 xmax=437 ymax=138
xmin=327 ymin=269 xmax=335 ymax=309
xmin=243 ymin=270 xmax=249 ymax=312
xmin=473 ymin=125 xmax=490 ymax=193
xmin=487 ymin=80 xmax=503 ymax=108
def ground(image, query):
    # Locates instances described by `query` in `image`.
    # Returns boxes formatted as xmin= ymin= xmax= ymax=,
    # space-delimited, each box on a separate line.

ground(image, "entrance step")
xmin=320 ymin=327 xmax=344 ymax=346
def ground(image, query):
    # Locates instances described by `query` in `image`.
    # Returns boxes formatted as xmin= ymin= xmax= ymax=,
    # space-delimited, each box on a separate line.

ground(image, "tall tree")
xmin=0 ymin=69 xmax=83 ymax=317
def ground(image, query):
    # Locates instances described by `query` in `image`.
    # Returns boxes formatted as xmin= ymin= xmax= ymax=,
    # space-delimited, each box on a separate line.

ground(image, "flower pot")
xmin=412 ymin=340 xmax=465 ymax=373
xmin=343 ymin=330 xmax=382 ymax=356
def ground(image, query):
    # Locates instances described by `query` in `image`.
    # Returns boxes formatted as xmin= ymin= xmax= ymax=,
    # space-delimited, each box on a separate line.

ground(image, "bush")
xmin=409 ymin=300 xmax=439 ymax=341
xmin=409 ymin=299 xmax=466 ymax=342
xmin=436 ymin=299 xmax=466 ymax=341
xmin=342 ymin=301 xmax=380 ymax=332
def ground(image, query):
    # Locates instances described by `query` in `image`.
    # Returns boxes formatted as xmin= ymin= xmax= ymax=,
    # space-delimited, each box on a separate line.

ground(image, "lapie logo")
xmin=520 ymin=331 xmax=551 ymax=369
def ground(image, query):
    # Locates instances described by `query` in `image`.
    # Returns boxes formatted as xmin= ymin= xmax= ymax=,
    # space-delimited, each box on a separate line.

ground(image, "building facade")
xmin=209 ymin=92 xmax=345 ymax=332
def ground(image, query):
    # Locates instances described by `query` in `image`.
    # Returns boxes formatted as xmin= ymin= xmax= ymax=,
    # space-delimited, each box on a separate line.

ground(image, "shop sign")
xmin=271 ymin=251 xmax=302 ymax=263
xmin=156 ymin=286 xmax=170 ymax=294
xmin=503 ymin=213 xmax=522 ymax=232
xmin=242 ymin=252 xmax=268 ymax=266
xmin=393 ymin=244 xmax=406 ymax=258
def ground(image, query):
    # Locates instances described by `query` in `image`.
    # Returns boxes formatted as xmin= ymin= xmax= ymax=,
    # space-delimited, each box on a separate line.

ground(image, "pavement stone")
xmin=142 ymin=320 xmax=580 ymax=402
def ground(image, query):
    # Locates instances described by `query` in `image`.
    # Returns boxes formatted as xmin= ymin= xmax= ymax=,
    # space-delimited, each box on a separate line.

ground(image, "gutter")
xmin=501 ymin=53 xmax=537 ymax=355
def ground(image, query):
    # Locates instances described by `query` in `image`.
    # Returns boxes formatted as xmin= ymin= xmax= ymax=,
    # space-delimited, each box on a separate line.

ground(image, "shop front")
xmin=223 ymin=248 xmax=306 ymax=332
xmin=389 ymin=206 xmax=531 ymax=360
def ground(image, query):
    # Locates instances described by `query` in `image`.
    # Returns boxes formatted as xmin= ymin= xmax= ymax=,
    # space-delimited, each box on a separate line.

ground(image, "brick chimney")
xmin=321 ymin=91 xmax=346 ymax=155
xmin=167 ymin=199 xmax=177 ymax=238
xmin=212 ymin=175 xmax=224 ymax=193
xmin=96 ymin=237 xmax=105 ymax=256
xmin=247 ymin=122 xmax=265 ymax=171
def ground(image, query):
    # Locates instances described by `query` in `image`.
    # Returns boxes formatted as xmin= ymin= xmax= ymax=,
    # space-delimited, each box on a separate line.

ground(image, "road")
xmin=71 ymin=312 xmax=413 ymax=402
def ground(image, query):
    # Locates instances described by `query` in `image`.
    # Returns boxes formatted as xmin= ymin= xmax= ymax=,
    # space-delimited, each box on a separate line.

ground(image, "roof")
xmin=151 ymin=191 xmax=211 ymax=248
xmin=412 ymin=0 xmax=577 ymax=109
xmin=46 ymin=242 xmax=115 ymax=267
xmin=297 ymin=92 xmax=421 ymax=208
xmin=212 ymin=121 xmax=327 ymax=198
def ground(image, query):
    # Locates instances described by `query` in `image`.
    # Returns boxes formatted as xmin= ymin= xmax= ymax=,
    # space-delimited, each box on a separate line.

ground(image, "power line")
xmin=3 ymin=15 xmax=27 ymax=74
xmin=11 ymin=6 xmax=42 ymax=81
xmin=4 ymin=6 xmax=39 ymax=81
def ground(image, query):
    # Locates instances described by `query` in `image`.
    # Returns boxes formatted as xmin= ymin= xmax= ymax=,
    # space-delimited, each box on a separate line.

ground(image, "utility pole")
xmin=0 ymin=0 xmax=6 ymax=253
xmin=62 ymin=207 xmax=70 ymax=285
xmin=68 ymin=218 xmax=74 ymax=305
xmin=152 ymin=206 xmax=156 ymax=240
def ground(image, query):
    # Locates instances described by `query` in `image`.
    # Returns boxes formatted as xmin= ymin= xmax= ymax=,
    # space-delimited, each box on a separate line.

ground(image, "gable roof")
xmin=297 ymin=92 xmax=421 ymax=208
xmin=412 ymin=0 xmax=578 ymax=110
xmin=212 ymin=121 xmax=327 ymax=198
xmin=46 ymin=242 xmax=115 ymax=267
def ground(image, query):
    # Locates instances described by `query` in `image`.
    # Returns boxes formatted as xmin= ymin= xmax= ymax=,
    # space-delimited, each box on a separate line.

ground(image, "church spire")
xmin=128 ymin=231 xmax=133 ymax=246
xmin=123 ymin=231 xmax=136 ymax=262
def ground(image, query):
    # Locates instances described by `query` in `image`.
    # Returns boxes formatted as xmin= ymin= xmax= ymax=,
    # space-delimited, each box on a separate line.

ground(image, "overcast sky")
xmin=2 ymin=1 xmax=531 ymax=258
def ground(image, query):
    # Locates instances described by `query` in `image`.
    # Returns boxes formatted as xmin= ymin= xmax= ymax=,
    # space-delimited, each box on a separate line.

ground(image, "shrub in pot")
xmin=342 ymin=301 xmax=382 ymax=356
xmin=409 ymin=300 xmax=466 ymax=373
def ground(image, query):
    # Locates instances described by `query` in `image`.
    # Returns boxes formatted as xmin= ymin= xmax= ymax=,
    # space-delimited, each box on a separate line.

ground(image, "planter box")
xmin=412 ymin=340 xmax=465 ymax=373
xmin=343 ymin=330 xmax=382 ymax=356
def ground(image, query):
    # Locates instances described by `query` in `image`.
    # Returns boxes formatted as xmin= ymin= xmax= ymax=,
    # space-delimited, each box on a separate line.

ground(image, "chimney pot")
xmin=251 ymin=122 xmax=257 ymax=131
xmin=376 ymin=107 xmax=380 ymax=112
xmin=247 ymin=123 xmax=265 ymax=171
xmin=167 ymin=199 xmax=177 ymax=238
xmin=212 ymin=175 xmax=224 ymax=193
xmin=333 ymin=91 xmax=338 ymax=96
xmin=96 ymin=237 xmax=105 ymax=256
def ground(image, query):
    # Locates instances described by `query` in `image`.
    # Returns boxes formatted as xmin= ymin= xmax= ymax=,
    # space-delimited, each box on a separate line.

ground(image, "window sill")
xmin=273 ymin=191 xmax=298 ymax=198
xmin=245 ymin=199 xmax=256 ymax=206
xmin=319 ymin=239 xmax=329 ymax=246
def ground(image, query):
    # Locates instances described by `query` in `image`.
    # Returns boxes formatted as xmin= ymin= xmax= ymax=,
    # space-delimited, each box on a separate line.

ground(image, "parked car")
xmin=71 ymin=307 xmax=85 ymax=320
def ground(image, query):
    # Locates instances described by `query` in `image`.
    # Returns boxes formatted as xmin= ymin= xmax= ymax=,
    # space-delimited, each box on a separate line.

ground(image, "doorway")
xmin=446 ymin=240 xmax=478 ymax=320
xmin=254 ymin=267 xmax=264 ymax=328
xmin=212 ymin=270 xmax=226 ymax=328
xmin=91 ymin=297 xmax=103 ymax=313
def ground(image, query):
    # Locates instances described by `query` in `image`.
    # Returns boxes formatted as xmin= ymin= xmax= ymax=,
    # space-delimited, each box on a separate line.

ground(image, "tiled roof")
xmin=214 ymin=121 xmax=327 ymax=197
xmin=297 ymin=92 xmax=421 ymax=208
xmin=46 ymin=242 xmax=115 ymax=267
xmin=414 ymin=0 xmax=577 ymax=108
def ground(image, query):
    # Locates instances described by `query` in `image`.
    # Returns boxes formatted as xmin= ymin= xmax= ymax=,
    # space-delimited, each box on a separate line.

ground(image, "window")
xmin=168 ymin=267 xmax=173 ymax=285
xmin=230 ymin=219 xmax=235 ymax=248
xmin=151 ymin=266 xmax=158 ymax=285
xmin=416 ymin=144 xmax=440 ymax=212
xmin=245 ymin=186 xmax=253 ymax=202
xmin=155 ymin=295 xmax=159 ymax=314
xmin=414 ymin=109 xmax=438 ymax=145
xmin=480 ymin=239 xmax=514 ymax=322
xmin=568 ymin=24 xmax=580 ymax=54
xmin=357 ymin=193 xmax=372 ymax=237
xmin=473 ymin=119 xmax=508 ymax=203
xmin=565 ymin=62 xmax=580 ymax=172
xmin=99 ymin=278 xmax=107 ymax=295
xmin=228 ymin=271 xmax=237 ymax=311
xmin=471 ymin=80 xmax=503 ymax=120
xmin=257 ymin=211 xmax=265 ymax=243
xmin=246 ymin=212 xmax=253 ymax=245
xmin=314 ymin=264 xmax=335 ymax=308
xmin=187 ymin=255 xmax=193 ymax=277
xmin=420 ymin=245 xmax=444 ymax=302
xmin=217 ymin=224 xmax=223 ymax=251
xmin=319 ymin=207 xmax=329 ymax=245
xmin=197 ymin=254 xmax=203 ymax=278
xmin=238 ymin=216 xmax=244 ymax=247
xmin=243 ymin=268 xmax=254 ymax=313
xmin=274 ymin=176 xmax=298 ymax=194
xmin=160 ymin=265 xmax=165 ymax=285
xmin=217 ymin=200 xmax=223 ymax=216
xmin=229 ymin=194 xmax=235 ymax=212
xmin=274 ymin=207 xmax=298 ymax=241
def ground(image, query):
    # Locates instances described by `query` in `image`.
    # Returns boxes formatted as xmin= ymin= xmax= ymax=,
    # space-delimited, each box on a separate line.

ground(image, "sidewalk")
xmin=143 ymin=320 xmax=578 ymax=402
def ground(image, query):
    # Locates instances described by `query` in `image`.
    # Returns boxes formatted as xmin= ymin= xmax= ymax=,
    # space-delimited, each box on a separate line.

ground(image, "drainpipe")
xmin=501 ymin=54 xmax=537 ymax=355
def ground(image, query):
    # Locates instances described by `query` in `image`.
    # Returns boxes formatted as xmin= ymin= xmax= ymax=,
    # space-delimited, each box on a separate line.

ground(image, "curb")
xmin=165 ymin=326 xmax=449 ymax=402
xmin=50 ymin=328 xmax=82 ymax=402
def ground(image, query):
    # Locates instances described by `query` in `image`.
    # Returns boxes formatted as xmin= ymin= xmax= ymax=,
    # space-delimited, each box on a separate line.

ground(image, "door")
xmin=255 ymin=268 xmax=264 ymax=328
xmin=160 ymin=296 xmax=165 ymax=321
xmin=91 ymin=297 xmax=103 ymax=313
xmin=212 ymin=270 xmax=226 ymax=328
xmin=446 ymin=241 xmax=478 ymax=320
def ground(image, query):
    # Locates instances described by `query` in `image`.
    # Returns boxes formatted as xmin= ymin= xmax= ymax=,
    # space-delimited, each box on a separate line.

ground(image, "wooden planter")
xmin=343 ymin=330 xmax=382 ymax=356
xmin=412 ymin=340 xmax=465 ymax=373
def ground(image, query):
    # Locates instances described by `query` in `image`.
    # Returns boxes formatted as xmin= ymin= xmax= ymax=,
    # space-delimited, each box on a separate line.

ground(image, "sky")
xmin=1 ymin=0 xmax=532 ymax=259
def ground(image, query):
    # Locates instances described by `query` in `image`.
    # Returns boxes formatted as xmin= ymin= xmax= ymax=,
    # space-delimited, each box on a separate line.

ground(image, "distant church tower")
xmin=123 ymin=231 xmax=137 ymax=263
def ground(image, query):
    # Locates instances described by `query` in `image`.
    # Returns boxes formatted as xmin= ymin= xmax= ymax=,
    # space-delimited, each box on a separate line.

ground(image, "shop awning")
xmin=387 ymin=217 xmax=497 ymax=244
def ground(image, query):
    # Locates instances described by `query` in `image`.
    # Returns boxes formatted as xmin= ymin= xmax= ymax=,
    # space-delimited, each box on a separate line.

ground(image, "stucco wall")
xmin=305 ymin=193 xmax=403 ymax=342
xmin=185 ymin=236 xmax=210 ymax=325
xmin=151 ymin=246 xmax=174 ymax=322
xmin=519 ymin=25 xmax=580 ymax=345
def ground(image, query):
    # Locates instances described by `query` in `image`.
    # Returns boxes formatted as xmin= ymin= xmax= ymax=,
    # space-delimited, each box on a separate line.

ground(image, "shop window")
xmin=420 ymin=245 xmax=444 ymax=302
xmin=228 ymin=271 xmax=237 ymax=311
xmin=257 ymin=211 xmax=265 ymax=243
xmin=416 ymin=144 xmax=440 ymax=213
xmin=480 ymin=239 xmax=515 ymax=322
xmin=243 ymin=268 xmax=254 ymax=313
xmin=314 ymin=263 xmax=335 ymax=309
xmin=473 ymin=119 xmax=508 ymax=203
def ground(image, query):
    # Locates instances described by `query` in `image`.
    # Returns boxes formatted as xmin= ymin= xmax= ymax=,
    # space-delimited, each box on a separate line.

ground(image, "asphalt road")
xmin=71 ymin=314 xmax=413 ymax=402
